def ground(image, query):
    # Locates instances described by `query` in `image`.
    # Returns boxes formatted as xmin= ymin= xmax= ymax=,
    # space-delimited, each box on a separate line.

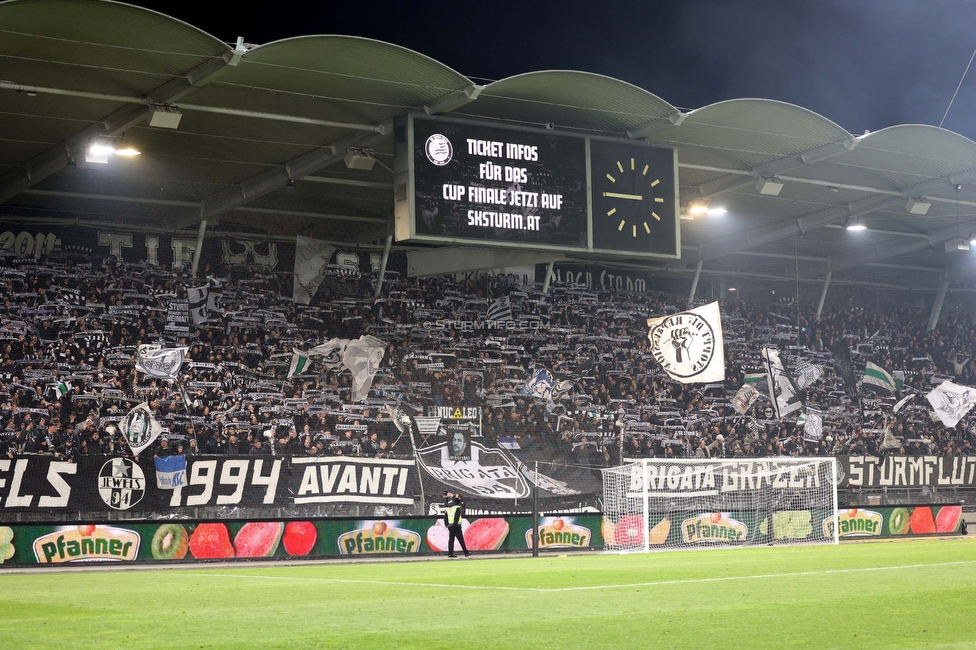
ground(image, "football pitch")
xmin=2 ymin=538 xmax=975 ymax=649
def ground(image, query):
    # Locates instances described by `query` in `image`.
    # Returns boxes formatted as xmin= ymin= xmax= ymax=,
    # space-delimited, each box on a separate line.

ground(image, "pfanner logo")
xmin=823 ymin=509 xmax=882 ymax=538
xmin=338 ymin=521 xmax=421 ymax=555
xmin=33 ymin=525 xmax=140 ymax=563
xmin=527 ymin=518 xmax=592 ymax=549
xmin=681 ymin=513 xmax=748 ymax=544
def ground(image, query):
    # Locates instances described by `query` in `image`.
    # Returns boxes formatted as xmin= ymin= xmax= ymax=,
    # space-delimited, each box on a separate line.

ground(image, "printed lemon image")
xmin=0 ymin=526 xmax=14 ymax=564
xmin=773 ymin=511 xmax=812 ymax=540
xmin=648 ymin=518 xmax=670 ymax=545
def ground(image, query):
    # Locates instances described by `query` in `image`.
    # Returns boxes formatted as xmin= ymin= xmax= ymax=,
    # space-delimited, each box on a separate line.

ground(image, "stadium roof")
xmin=3 ymin=0 xmax=976 ymax=293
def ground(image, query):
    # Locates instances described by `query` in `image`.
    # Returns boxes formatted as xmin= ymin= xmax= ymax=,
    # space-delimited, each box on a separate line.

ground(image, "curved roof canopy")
xmin=3 ymin=0 xmax=976 ymax=292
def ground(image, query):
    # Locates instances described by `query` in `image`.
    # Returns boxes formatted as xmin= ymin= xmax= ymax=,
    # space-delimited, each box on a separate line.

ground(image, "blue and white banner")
xmin=520 ymin=368 xmax=555 ymax=399
xmin=154 ymin=454 xmax=187 ymax=490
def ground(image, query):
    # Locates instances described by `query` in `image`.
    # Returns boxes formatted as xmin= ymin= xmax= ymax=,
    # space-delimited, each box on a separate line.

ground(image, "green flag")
xmin=863 ymin=361 xmax=896 ymax=393
xmin=288 ymin=351 xmax=312 ymax=378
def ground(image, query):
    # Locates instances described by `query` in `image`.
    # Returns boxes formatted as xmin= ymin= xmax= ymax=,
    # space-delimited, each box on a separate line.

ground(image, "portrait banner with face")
xmin=647 ymin=301 xmax=725 ymax=384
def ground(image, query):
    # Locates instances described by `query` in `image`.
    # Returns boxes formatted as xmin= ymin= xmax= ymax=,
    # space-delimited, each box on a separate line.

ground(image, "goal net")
xmin=602 ymin=458 xmax=839 ymax=552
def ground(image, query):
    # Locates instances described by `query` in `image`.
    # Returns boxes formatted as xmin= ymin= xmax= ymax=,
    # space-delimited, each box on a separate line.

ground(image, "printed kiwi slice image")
xmin=151 ymin=524 xmax=189 ymax=560
xmin=888 ymin=508 xmax=910 ymax=536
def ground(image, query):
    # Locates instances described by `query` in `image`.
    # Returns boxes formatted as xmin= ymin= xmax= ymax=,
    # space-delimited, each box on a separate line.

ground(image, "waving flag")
xmin=187 ymin=284 xmax=209 ymax=325
xmin=647 ymin=301 xmax=725 ymax=384
xmin=135 ymin=347 xmax=187 ymax=381
xmin=293 ymin=235 xmax=336 ymax=304
xmin=520 ymin=368 xmax=556 ymax=399
xmin=344 ymin=335 xmax=386 ymax=402
xmin=863 ymin=361 xmax=897 ymax=394
xmin=761 ymin=348 xmax=802 ymax=419
xmin=288 ymin=351 xmax=313 ymax=378
xmin=308 ymin=338 xmax=349 ymax=371
xmin=119 ymin=403 xmax=163 ymax=456
xmin=486 ymin=296 xmax=513 ymax=321
xmin=154 ymin=455 xmax=187 ymax=489
xmin=926 ymin=381 xmax=976 ymax=427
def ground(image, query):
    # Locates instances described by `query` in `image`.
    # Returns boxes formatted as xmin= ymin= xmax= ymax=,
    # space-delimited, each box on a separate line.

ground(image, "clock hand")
xmin=602 ymin=192 xmax=643 ymax=200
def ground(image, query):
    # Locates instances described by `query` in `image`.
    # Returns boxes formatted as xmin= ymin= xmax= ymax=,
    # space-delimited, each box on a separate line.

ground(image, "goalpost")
xmin=602 ymin=458 xmax=839 ymax=552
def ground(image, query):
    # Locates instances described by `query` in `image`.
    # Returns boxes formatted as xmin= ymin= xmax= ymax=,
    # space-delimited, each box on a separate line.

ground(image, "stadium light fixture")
xmin=756 ymin=177 xmax=783 ymax=196
xmin=114 ymin=138 xmax=140 ymax=157
xmin=706 ymin=206 xmax=727 ymax=216
xmin=906 ymin=197 xmax=930 ymax=215
xmin=846 ymin=216 xmax=867 ymax=231
xmin=946 ymin=238 xmax=970 ymax=252
xmin=688 ymin=201 xmax=709 ymax=216
xmin=85 ymin=139 xmax=114 ymax=164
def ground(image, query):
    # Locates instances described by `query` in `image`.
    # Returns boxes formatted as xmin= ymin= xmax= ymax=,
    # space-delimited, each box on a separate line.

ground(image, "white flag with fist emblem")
xmin=647 ymin=301 xmax=725 ymax=384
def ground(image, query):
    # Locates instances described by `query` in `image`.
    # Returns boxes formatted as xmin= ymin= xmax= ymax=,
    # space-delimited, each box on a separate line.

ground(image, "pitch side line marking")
xmin=199 ymin=559 xmax=976 ymax=593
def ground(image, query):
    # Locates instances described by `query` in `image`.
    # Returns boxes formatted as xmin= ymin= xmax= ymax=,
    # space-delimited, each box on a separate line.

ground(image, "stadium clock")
xmin=589 ymin=139 xmax=678 ymax=256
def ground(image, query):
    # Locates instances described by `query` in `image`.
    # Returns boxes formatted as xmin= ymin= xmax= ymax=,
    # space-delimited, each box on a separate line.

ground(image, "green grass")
xmin=2 ymin=539 xmax=976 ymax=649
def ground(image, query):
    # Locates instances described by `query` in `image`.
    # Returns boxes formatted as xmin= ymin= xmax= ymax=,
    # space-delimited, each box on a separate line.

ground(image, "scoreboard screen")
xmin=394 ymin=114 xmax=679 ymax=258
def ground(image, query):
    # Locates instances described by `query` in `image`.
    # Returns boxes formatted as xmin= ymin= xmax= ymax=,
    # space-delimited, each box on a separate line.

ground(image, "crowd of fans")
xmin=1 ymin=245 xmax=976 ymax=471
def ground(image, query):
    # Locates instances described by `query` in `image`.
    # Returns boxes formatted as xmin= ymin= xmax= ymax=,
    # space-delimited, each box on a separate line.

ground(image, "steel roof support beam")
xmin=700 ymin=167 xmax=976 ymax=265
xmin=829 ymin=219 xmax=976 ymax=273
xmin=929 ymin=272 xmax=949 ymax=330
xmin=816 ymin=271 xmax=832 ymax=319
xmin=198 ymin=124 xmax=390 ymax=223
xmin=424 ymin=84 xmax=484 ymax=115
xmin=0 ymin=47 xmax=243 ymax=205
xmin=696 ymin=194 xmax=900 ymax=262
xmin=685 ymin=138 xmax=857 ymax=203
xmin=627 ymin=111 xmax=687 ymax=140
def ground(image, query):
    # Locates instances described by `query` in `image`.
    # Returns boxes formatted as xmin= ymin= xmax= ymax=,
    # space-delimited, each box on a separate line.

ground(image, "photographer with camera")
xmin=443 ymin=491 xmax=470 ymax=558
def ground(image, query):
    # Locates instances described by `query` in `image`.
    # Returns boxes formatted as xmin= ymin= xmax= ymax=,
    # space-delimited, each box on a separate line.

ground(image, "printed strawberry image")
xmin=282 ymin=522 xmax=317 ymax=557
xmin=613 ymin=514 xmax=645 ymax=546
xmin=910 ymin=507 xmax=937 ymax=535
xmin=189 ymin=523 xmax=234 ymax=559
xmin=78 ymin=525 xmax=96 ymax=537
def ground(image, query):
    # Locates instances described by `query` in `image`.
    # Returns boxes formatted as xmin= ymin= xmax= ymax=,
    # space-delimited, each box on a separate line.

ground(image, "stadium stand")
xmin=1 ymin=245 xmax=973 ymax=477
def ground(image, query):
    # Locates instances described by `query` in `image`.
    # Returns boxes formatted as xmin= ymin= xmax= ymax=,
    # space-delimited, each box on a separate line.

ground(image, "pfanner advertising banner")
xmin=0 ymin=514 xmax=604 ymax=567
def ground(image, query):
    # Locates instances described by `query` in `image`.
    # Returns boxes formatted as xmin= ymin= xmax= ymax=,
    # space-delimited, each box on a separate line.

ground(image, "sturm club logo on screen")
xmin=425 ymin=134 xmax=453 ymax=166
xmin=649 ymin=312 xmax=716 ymax=379
xmin=97 ymin=458 xmax=146 ymax=510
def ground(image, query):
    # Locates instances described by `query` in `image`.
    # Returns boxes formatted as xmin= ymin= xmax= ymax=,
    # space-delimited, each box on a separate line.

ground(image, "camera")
xmin=545 ymin=122 xmax=555 ymax=130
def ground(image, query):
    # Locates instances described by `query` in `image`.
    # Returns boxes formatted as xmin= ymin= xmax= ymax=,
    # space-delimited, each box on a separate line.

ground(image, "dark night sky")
xmin=135 ymin=0 xmax=976 ymax=139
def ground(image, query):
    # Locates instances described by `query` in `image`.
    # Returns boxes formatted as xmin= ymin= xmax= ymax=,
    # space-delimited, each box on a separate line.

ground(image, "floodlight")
xmin=756 ymin=177 xmax=783 ymax=196
xmin=149 ymin=106 xmax=182 ymax=129
xmin=906 ymin=198 xmax=930 ymax=215
xmin=846 ymin=217 xmax=866 ymax=231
